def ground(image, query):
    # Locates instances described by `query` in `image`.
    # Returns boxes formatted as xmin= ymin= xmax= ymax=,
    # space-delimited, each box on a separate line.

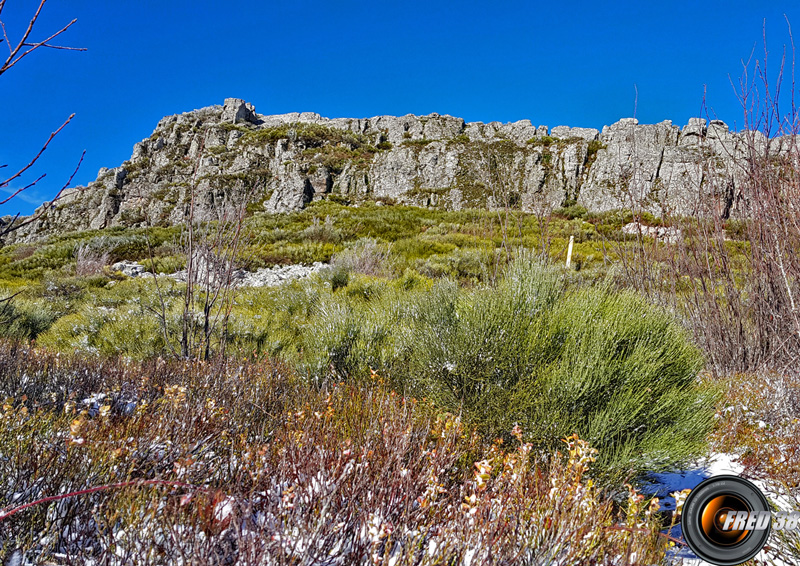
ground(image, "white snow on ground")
xmin=645 ymin=453 xmax=798 ymax=565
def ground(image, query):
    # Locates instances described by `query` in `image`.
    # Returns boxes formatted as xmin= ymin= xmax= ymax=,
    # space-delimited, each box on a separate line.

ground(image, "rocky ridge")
xmin=6 ymin=98 xmax=775 ymax=242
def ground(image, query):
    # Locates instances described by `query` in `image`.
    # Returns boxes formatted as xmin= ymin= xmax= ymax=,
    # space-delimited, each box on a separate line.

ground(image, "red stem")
xmin=0 ymin=479 xmax=205 ymax=521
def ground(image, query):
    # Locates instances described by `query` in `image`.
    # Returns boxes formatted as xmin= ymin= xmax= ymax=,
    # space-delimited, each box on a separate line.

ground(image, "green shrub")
xmin=401 ymin=260 xmax=713 ymax=476
xmin=0 ymin=299 xmax=58 ymax=340
xmin=37 ymin=312 xmax=99 ymax=353
xmin=300 ymin=258 xmax=715 ymax=477
xmin=140 ymin=254 xmax=186 ymax=274
xmin=724 ymin=219 xmax=748 ymax=240
xmin=394 ymin=268 xmax=431 ymax=291
xmin=330 ymin=238 xmax=394 ymax=277
xmin=81 ymin=233 xmax=150 ymax=261
xmin=527 ymin=136 xmax=557 ymax=146
xmin=301 ymin=286 xmax=411 ymax=382
xmin=554 ymin=204 xmax=588 ymax=220
xmin=94 ymin=311 xmax=166 ymax=358
xmin=300 ymin=216 xmax=342 ymax=243
xmin=320 ymin=265 xmax=350 ymax=291
xmin=415 ymin=248 xmax=491 ymax=282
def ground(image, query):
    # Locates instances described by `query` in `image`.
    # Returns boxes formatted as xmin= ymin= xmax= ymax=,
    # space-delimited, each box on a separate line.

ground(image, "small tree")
xmin=145 ymin=130 xmax=255 ymax=361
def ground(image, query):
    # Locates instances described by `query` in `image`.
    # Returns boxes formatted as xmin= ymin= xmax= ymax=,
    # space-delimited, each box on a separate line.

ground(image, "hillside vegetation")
xmin=4 ymin=74 xmax=800 ymax=566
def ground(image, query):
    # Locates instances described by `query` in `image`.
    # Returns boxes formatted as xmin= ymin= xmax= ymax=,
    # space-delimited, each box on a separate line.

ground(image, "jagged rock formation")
xmin=7 ymin=98 xmax=768 ymax=242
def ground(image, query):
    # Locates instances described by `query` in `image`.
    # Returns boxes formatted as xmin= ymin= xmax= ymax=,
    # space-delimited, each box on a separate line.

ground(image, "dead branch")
xmin=2 ymin=150 xmax=85 ymax=237
xmin=0 ymin=0 xmax=85 ymax=78
xmin=0 ymin=113 xmax=75 ymax=201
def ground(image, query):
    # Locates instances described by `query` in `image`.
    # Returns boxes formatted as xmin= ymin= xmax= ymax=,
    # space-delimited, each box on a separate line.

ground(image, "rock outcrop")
xmin=6 ymin=98 xmax=776 ymax=242
xmin=110 ymin=259 xmax=326 ymax=288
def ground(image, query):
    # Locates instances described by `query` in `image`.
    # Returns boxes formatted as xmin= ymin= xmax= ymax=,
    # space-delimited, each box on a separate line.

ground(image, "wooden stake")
xmin=566 ymin=235 xmax=574 ymax=268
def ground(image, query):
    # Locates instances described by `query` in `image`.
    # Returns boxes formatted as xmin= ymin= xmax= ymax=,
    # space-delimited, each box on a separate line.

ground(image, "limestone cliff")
xmin=6 ymin=98 xmax=766 ymax=241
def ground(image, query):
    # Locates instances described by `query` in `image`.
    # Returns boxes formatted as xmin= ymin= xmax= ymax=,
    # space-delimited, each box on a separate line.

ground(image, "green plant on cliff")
xmin=239 ymin=122 xmax=372 ymax=150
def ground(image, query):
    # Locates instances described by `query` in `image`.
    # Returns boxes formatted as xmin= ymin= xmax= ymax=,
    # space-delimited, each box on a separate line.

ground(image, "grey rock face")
xmin=579 ymin=118 xmax=750 ymax=216
xmin=551 ymin=126 xmax=599 ymax=141
xmin=6 ymin=99 xmax=777 ymax=243
xmin=221 ymin=98 xmax=258 ymax=124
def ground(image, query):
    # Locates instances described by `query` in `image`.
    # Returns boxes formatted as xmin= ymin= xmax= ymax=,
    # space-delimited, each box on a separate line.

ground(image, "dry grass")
xmin=0 ymin=342 xmax=674 ymax=565
xmin=330 ymin=238 xmax=394 ymax=278
xmin=73 ymin=243 xmax=109 ymax=277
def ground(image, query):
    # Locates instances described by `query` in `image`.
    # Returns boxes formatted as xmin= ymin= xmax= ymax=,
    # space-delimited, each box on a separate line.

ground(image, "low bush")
xmin=554 ymin=203 xmax=588 ymax=220
xmin=414 ymin=247 xmax=492 ymax=282
xmin=0 ymin=343 xmax=672 ymax=565
xmin=139 ymin=254 xmax=186 ymax=274
xmin=299 ymin=215 xmax=342 ymax=243
xmin=330 ymin=238 xmax=394 ymax=277
xmin=0 ymin=299 xmax=58 ymax=340
xmin=29 ymin=255 xmax=714 ymax=477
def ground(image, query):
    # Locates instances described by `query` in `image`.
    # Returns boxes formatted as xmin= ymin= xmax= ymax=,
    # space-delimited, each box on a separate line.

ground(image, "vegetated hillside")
xmin=0 ymin=200 xmax=718 ymax=474
xmin=2 ymin=100 xmax=800 ymax=563
xmin=4 ymin=97 xmax=764 ymax=243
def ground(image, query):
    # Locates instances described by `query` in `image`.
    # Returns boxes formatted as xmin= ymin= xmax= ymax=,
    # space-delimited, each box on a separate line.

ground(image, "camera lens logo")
xmin=682 ymin=475 xmax=771 ymax=565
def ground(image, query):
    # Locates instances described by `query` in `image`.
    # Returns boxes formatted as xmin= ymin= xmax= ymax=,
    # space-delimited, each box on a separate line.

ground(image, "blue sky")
xmin=1 ymin=0 xmax=799 ymax=216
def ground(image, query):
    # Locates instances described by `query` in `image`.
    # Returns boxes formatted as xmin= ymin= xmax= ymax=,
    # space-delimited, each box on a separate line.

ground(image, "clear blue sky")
xmin=1 ymin=0 xmax=799 ymax=216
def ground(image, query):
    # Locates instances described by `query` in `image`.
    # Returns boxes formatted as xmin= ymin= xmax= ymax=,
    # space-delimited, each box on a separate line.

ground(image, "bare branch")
xmin=1 ymin=0 xmax=46 ymax=72
xmin=0 ymin=2 xmax=86 ymax=243
xmin=52 ymin=149 xmax=85 ymax=200
xmin=0 ymin=0 xmax=85 ymax=78
xmin=0 ymin=290 xmax=23 ymax=304
xmin=33 ymin=42 xmax=85 ymax=52
xmin=1 ymin=18 xmax=84 ymax=75
xmin=0 ymin=172 xmax=46 ymax=205
xmin=2 ymin=150 xmax=85 ymax=240
xmin=1 ymin=18 xmax=10 ymax=56
xmin=0 ymin=113 xmax=74 ymax=197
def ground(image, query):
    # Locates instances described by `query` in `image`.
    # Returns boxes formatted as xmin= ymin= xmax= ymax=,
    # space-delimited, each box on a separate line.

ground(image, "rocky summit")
xmin=7 ymin=98 xmax=772 ymax=241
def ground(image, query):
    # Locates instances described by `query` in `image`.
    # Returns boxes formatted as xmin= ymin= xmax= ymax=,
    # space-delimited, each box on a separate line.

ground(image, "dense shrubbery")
xmin=0 ymin=201 xmax=631 ymax=286
xmin=0 ymin=299 xmax=58 ymax=340
xmin=3 ymin=255 xmax=716 ymax=478
xmin=0 ymin=344 xmax=673 ymax=565
xmin=303 ymin=258 xmax=715 ymax=476
xmin=0 ymin=199 xmax=727 ymax=499
xmin=0 ymin=187 xmax=731 ymax=482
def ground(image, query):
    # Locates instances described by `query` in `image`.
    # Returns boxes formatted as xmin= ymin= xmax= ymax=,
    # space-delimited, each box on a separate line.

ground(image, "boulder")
xmin=112 ymin=261 xmax=147 ymax=277
xmin=221 ymin=98 xmax=258 ymax=124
